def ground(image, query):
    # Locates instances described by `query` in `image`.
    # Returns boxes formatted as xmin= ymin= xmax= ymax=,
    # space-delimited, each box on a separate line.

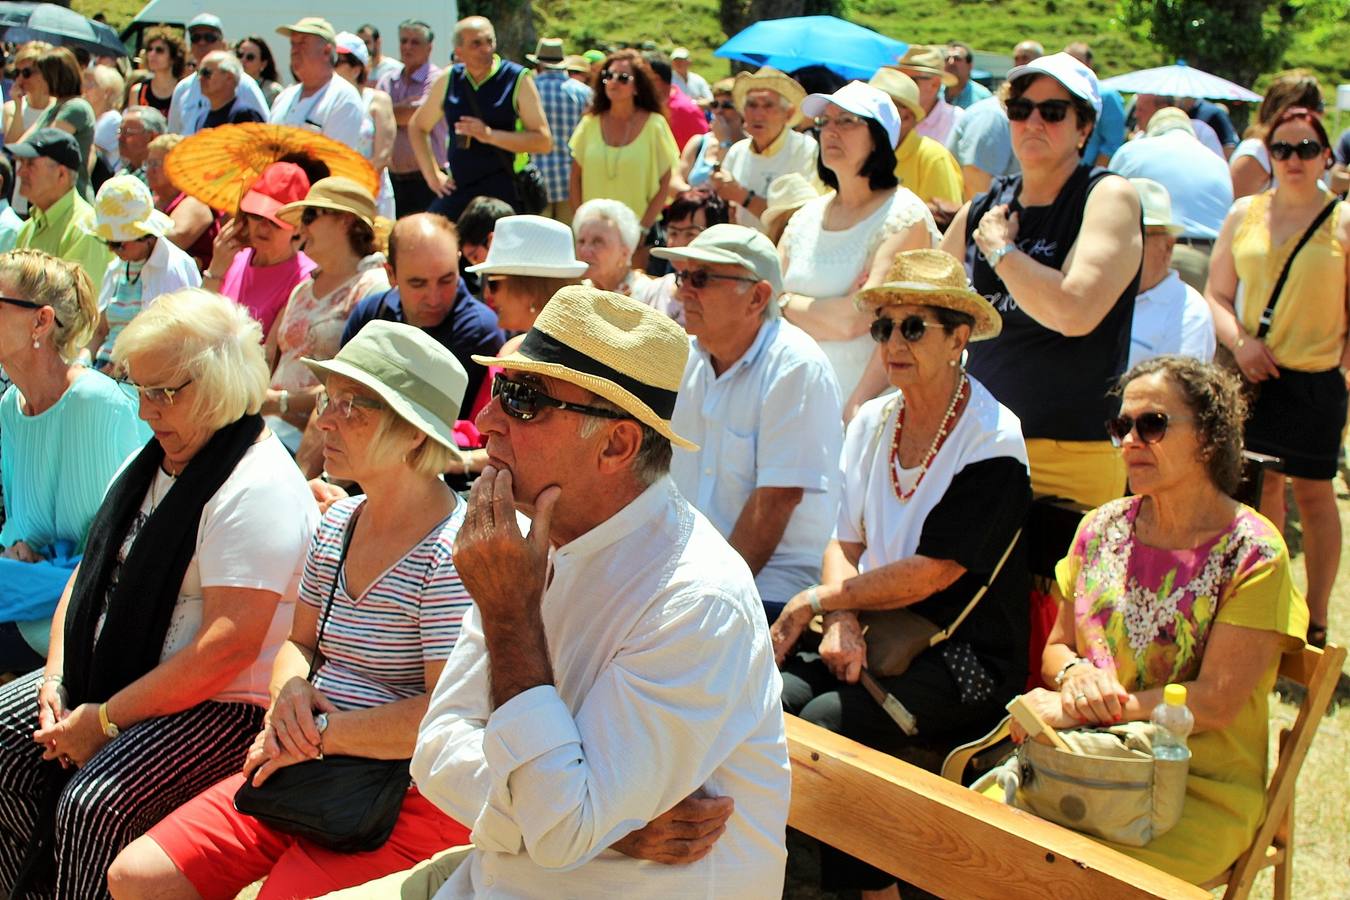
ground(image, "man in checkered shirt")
xmin=527 ymin=38 xmax=592 ymax=224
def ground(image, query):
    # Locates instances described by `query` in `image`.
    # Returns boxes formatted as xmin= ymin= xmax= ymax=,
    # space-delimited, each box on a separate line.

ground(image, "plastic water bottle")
xmin=1151 ymin=684 xmax=1195 ymax=761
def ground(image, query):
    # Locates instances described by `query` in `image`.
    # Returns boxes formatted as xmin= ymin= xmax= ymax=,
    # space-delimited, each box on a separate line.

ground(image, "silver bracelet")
xmin=808 ymin=586 xmax=823 ymax=616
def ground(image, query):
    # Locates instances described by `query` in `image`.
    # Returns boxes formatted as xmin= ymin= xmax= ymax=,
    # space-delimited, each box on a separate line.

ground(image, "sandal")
xmin=1307 ymin=624 xmax=1328 ymax=649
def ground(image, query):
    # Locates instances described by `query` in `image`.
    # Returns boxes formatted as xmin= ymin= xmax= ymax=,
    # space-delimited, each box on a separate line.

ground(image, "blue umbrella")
xmin=0 ymin=2 xmax=129 ymax=58
xmin=715 ymin=16 xmax=906 ymax=82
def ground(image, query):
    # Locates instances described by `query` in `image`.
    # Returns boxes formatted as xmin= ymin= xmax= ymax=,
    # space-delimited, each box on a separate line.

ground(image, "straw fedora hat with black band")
xmin=527 ymin=37 xmax=568 ymax=69
xmin=473 ymin=286 xmax=698 ymax=450
xmin=277 ymin=176 xmax=377 ymax=229
xmin=896 ymin=45 xmax=958 ymax=88
xmin=302 ymin=320 xmax=468 ymax=457
xmin=855 ymin=249 xmax=1002 ymax=341
xmin=732 ymin=67 xmax=806 ymax=127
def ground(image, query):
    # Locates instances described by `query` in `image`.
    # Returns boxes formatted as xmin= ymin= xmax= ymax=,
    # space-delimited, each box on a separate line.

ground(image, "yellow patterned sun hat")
xmin=89 ymin=175 xmax=174 ymax=242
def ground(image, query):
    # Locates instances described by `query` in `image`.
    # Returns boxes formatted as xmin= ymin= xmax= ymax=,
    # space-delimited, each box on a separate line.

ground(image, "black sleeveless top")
xmin=443 ymin=60 xmax=524 ymax=189
xmin=963 ymin=166 xmax=1141 ymax=441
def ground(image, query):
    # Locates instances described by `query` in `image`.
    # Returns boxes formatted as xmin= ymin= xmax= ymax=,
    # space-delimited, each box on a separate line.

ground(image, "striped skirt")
xmin=0 ymin=669 xmax=263 ymax=899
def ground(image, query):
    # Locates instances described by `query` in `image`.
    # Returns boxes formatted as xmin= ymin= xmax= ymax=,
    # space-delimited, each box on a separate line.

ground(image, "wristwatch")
xmin=983 ymin=243 xmax=1018 ymax=269
xmin=98 ymin=702 xmax=120 ymax=739
xmin=278 ymin=389 xmax=290 ymax=416
xmin=743 ymin=189 xmax=757 ymax=208
xmin=314 ymin=712 xmax=329 ymax=759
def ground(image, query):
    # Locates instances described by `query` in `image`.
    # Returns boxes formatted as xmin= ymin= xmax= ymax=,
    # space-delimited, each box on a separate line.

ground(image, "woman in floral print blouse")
xmin=1018 ymin=355 xmax=1308 ymax=884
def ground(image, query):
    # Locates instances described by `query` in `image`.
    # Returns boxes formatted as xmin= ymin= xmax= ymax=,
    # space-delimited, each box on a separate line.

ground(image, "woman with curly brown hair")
xmin=129 ymin=27 xmax=186 ymax=117
xmin=568 ymin=49 xmax=680 ymax=229
xmin=1017 ymin=355 xmax=1307 ymax=884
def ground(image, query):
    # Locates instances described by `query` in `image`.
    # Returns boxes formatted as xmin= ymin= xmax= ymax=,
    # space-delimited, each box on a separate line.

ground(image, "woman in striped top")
xmin=111 ymin=321 xmax=477 ymax=900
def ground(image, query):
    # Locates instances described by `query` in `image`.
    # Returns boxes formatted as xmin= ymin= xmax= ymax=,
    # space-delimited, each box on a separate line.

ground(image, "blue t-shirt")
xmin=948 ymin=96 xmax=1019 ymax=179
xmin=1082 ymin=89 xmax=1125 ymax=166
xmin=341 ymin=281 xmax=505 ymax=419
xmin=1189 ymin=99 xmax=1239 ymax=149
xmin=1108 ymin=130 xmax=1233 ymax=239
xmin=949 ymin=78 xmax=993 ymax=110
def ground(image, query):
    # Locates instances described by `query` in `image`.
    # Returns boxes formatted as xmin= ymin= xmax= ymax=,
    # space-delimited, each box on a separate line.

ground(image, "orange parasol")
xmin=164 ymin=123 xmax=378 ymax=214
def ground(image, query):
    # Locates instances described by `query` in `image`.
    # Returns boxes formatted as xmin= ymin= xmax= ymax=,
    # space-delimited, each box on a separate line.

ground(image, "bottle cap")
xmin=1164 ymin=683 xmax=1187 ymax=706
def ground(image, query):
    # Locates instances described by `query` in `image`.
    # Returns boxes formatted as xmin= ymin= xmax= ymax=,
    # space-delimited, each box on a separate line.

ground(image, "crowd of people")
xmin=0 ymin=9 xmax=1337 ymax=899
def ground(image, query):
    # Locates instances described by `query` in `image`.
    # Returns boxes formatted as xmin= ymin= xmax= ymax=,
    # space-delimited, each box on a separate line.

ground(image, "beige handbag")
xmin=973 ymin=720 xmax=1189 ymax=847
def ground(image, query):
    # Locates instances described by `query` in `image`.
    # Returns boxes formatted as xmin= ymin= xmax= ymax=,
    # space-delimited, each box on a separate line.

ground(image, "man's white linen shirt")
xmin=671 ymin=317 xmax=843 ymax=606
xmin=413 ymin=478 xmax=791 ymax=899
xmin=268 ymin=74 xmax=366 ymax=148
xmin=721 ymin=128 xmax=819 ymax=232
xmin=1127 ymin=269 xmax=1216 ymax=370
xmin=167 ymin=71 xmax=269 ymax=136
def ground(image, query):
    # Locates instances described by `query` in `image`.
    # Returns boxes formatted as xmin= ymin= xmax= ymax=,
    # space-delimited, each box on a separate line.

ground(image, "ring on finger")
xmin=1074 ymin=693 xmax=1087 ymax=701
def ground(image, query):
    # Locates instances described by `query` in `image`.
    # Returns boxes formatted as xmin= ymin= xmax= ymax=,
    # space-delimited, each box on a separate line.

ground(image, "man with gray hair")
xmin=1012 ymin=39 xmax=1044 ymax=67
xmin=379 ymin=19 xmax=447 ymax=216
xmin=116 ymin=106 xmax=166 ymax=182
xmin=268 ymin=17 xmax=365 ymax=148
xmin=197 ymin=52 xmax=265 ymax=130
xmin=168 ymin=12 xmax=269 ymax=135
xmin=654 ymin=224 xmax=843 ymax=619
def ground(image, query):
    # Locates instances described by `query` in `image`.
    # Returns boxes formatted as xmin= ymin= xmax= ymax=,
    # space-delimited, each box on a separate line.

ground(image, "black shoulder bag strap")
xmin=308 ymin=505 xmax=360 ymax=682
xmin=460 ymin=68 xmax=518 ymax=179
xmin=1257 ymin=199 xmax=1338 ymax=338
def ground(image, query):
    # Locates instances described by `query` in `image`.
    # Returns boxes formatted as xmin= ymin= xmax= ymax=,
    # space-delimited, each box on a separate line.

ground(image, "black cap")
xmin=6 ymin=128 xmax=81 ymax=171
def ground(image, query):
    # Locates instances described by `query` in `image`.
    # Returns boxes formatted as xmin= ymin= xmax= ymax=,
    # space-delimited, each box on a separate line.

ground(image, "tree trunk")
xmin=460 ymin=0 xmax=537 ymax=63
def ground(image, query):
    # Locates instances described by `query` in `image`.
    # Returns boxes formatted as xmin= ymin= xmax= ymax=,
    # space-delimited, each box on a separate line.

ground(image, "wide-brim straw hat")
xmin=303 ymin=320 xmax=467 ymax=457
xmin=277 ymin=176 xmax=376 ymax=229
xmin=465 ymin=215 xmax=588 ymax=278
xmin=732 ymin=67 xmax=806 ymax=127
xmin=89 ymin=174 xmax=174 ymax=242
xmin=527 ymin=37 xmax=568 ymax=69
xmin=855 ymin=249 xmax=1002 ymax=341
xmin=896 ymin=44 xmax=958 ymax=88
xmin=869 ymin=67 xmax=926 ymax=123
xmin=473 ymin=285 xmax=698 ymax=450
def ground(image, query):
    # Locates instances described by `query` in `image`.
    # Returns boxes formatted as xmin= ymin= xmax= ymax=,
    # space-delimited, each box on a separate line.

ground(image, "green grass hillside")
xmin=78 ymin=0 xmax=1350 ymax=99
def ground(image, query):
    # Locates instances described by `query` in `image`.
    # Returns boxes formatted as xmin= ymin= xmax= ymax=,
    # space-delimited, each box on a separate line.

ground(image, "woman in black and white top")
xmin=772 ymin=249 xmax=1031 ymax=899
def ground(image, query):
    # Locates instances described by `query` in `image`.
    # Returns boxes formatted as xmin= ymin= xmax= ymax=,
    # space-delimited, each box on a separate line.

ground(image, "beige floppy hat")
xmin=896 ymin=45 xmax=958 ymax=88
xmin=855 ymin=249 xmax=1002 ymax=341
xmin=277 ymin=176 xmax=377 ymax=229
xmin=869 ymin=68 xmax=926 ymax=122
xmin=732 ymin=67 xmax=806 ymax=126
xmin=760 ymin=173 xmax=820 ymax=236
xmin=473 ymin=285 xmax=698 ymax=450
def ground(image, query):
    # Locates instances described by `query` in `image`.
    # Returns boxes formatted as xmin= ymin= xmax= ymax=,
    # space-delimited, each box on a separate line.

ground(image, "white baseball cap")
xmin=801 ymin=81 xmax=901 ymax=148
xmin=672 ymin=47 xmax=690 ymax=60
xmin=334 ymin=32 xmax=370 ymax=67
xmin=1005 ymin=51 xmax=1102 ymax=117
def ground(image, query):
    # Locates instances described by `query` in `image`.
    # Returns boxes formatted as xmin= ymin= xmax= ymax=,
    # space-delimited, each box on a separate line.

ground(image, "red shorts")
xmin=147 ymin=773 xmax=472 ymax=900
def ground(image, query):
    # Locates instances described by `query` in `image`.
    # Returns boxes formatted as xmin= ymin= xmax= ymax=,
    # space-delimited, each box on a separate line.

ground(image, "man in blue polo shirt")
xmin=342 ymin=213 xmax=504 ymax=418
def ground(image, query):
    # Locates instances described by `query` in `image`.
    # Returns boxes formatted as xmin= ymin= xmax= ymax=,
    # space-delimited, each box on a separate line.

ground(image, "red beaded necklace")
xmin=889 ymin=372 xmax=969 ymax=503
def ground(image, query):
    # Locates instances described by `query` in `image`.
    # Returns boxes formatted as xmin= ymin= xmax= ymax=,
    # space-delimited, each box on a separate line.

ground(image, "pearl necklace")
xmin=889 ymin=372 xmax=969 ymax=503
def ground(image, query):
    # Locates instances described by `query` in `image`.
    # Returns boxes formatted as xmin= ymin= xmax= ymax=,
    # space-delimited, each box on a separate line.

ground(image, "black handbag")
xmin=233 ymin=510 xmax=411 ymax=852
xmin=458 ymin=67 xmax=549 ymax=214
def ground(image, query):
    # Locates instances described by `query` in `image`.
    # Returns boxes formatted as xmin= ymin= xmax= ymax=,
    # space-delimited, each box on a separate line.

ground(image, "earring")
xmin=31 ymin=337 xmax=39 ymax=349
xmin=948 ymin=358 xmax=957 ymax=367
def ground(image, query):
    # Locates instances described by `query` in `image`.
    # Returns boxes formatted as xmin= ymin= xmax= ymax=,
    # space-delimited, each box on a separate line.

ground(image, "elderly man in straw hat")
xmin=895 ymin=45 xmax=963 ymax=145
xmin=395 ymin=286 xmax=790 ymax=898
xmin=1125 ymin=178 xmax=1215 ymax=368
xmin=712 ymin=66 xmax=818 ymax=232
xmin=652 ymin=224 xmax=842 ymax=622
xmin=869 ymin=68 xmax=964 ymax=214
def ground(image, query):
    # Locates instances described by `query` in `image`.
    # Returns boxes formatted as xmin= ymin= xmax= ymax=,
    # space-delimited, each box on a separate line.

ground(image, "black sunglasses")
xmin=711 ymin=100 xmax=736 ymax=110
xmin=483 ymin=276 xmax=507 ymax=294
xmin=300 ymin=207 xmax=330 ymax=226
xmin=673 ymin=269 xmax=759 ymax=290
xmin=491 ymin=376 xmax=630 ymax=422
xmin=190 ymin=32 xmax=221 ymax=44
xmin=1104 ymin=411 xmax=1186 ymax=447
xmin=1005 ymin=97 xmax=1073 ymax=124
xmin=16 ymin=67 xmax=34 ymax=79
xmin=0 ymin=296 xmax=63 ymax=327
xmin=1269 ymin=139 xmax=1323 ymax=161
xmin=601 ymin=71 xmax=633 ymax=85
xmin=870 ymin=314 xmax=939 ymax=344
xmin=104 ymin=236 xmax=148 ymax=251
xmin=238 ymin=51 xmax=259 ymax=61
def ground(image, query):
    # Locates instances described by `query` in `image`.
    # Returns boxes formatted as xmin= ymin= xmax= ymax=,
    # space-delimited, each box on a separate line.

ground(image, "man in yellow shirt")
xmin=12 ymin=129 xmax=111 ymax=295
xmin=869 ymin=68 xmax=963 ymax=223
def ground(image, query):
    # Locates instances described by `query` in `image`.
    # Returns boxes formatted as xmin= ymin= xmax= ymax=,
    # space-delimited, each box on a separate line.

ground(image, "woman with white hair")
xmin=0 ymin=289 xmax=317 ymax=898
xmin=572 ymin=197 xmax=662 ymax=306
xmin=0 ymin=250 xmax=145 ymax=674
xmin=82 ymin=64 xmax=125 ymax=177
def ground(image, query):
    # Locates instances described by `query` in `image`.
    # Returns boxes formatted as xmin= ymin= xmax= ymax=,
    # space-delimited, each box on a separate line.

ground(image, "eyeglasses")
xmin=945 ymin=53 xmax=972 ymax=63
xmin=1269 ymin=139 xmax=1323 ymax=161
xmin=315 ymin=389 xmax=384 ymax=419
xmin=198 ymin=67 xmax=217 ymax=79
xmin=238 ymin=51 xmax=259 ymax=61
xmin=813 ymin=113 xmax=867 ymax=131
xmin=491 ymin=376 xmax=630 ymax=422
xmin=1104 ymin=411 xmax=1189 ymax=447
xmin=120 ymin=377 xmax=192 ymax=405
xmin=118 ymin=126 xmax=148 ymax=137
xmin=189 ymin=31 xmax=221 ymax=44
xmin=0 ymin=296 xmax=64 ymax=326
xmin=146 ymin=44 xmax=169 ymax=54
xmin=673 ymin=268 xmax=759 ymax=290
xmin=869 ymin=314 xmax=941 ymax=344
xmin=711 ymin=100 xmax=736 ymax=110
xmin=16 ymin=67 xmax=34 ymax=79
xmin=601 ymin=71 xmax=633 ymax=85
xmin=1005 ymin=97 xmax=1073 ymax=123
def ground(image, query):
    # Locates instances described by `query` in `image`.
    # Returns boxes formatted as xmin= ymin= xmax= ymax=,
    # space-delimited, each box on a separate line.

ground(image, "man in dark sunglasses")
xmin=412 ymin=284 xmax=790 ymax=895
xmin=653 ymin=224 xmax=842 ymax=621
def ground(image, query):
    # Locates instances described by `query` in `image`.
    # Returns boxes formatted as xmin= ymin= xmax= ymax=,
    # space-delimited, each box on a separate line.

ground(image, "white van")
xmin=120 ymin=0 xmax=460 ymax=76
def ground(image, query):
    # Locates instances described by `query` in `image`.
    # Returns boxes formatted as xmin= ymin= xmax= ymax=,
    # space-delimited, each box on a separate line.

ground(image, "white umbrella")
xmin=1099 ymin=62 xmax=1261 ymax=102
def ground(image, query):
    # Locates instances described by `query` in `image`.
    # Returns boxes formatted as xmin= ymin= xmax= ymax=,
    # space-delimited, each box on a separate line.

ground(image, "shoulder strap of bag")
xmin=460 ymin=68 xmax=517 ymax=177
xmin=1257 ymin=198 xmax=1338 ymax=338
xmin=928 ymin=526 xmax=1023 ymax=647
xmin=307 ymin=505 xmax=361 ymax=682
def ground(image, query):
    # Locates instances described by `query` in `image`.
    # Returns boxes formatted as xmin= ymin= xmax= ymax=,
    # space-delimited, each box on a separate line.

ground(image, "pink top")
xmin=666 ymin=86 xmax=709 ymax=156
xmin=221 ymin=248 xmax=317 ymax=338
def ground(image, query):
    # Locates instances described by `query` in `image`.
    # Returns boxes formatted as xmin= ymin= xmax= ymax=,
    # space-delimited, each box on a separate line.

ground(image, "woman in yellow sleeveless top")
xmin=1206 ymin=106 xmax=1349 ymax=648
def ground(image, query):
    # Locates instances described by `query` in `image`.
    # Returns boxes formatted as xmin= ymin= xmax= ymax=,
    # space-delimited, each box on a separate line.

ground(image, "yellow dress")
xmin=1054 ymin=497 xmax=1308 ymax=883
xmin=569 ymin=112 xmax=680 ymax=221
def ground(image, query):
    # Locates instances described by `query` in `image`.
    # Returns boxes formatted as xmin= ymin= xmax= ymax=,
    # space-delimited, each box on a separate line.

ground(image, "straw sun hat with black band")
xmin=855 ymin=249 xmax=1003 ymax=341
xmin=473 ymin=285 xmax=699 ymax=450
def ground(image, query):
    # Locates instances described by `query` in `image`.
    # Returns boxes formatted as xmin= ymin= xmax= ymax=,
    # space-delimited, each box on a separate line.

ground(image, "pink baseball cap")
xmin=239 ymin=162 xmax=311 ymax=228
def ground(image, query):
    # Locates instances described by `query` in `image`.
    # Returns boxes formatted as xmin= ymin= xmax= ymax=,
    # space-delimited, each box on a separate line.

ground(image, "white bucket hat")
xmin=89 ymin=175 xmax=174 ymax=243
xmin=466 ymin=215 xmax=588 ymax=278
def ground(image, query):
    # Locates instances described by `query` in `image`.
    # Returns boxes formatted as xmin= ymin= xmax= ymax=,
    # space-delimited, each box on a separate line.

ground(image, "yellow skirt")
xmin=1025 ymin=438 xmax=1127 ymax=508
